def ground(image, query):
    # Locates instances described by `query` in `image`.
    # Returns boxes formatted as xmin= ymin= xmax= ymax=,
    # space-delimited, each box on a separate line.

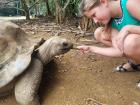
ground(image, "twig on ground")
xmin=85 ymin=98 xmax=107 ymax=105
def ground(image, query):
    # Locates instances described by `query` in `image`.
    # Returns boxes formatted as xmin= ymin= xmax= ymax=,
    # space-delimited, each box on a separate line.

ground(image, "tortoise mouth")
xmin=60 ymin=44 xmax=73 ymax=52
xmin=60 ymin=48 xmax=71 ymax=52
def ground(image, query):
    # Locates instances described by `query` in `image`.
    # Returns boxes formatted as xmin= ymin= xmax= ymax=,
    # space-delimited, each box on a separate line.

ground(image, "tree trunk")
xmin=54 ymin=0 xmax=70 ymax=24
xmin=79 ymin=16 xmax=101 ymax=32
xmin=45 ymin=0 xmax=51 ymax=16
xmin=55 ymin=0 xmax=63 ymax=24
xmin=21 ymin=0 xmax=30 ymax=20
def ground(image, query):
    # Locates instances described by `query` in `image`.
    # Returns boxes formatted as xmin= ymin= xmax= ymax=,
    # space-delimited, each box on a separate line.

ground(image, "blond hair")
xmin=79 ymin=0 xmax=117 ymax=38
xmin=79 ymin=0 xmax=116 ymax=16
xmin=79 ymin=0 xmax=99 ymax=16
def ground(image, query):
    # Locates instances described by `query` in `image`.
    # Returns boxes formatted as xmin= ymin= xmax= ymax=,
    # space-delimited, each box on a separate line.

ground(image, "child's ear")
xmin=100 ymin=0 xmax=108 ymax=6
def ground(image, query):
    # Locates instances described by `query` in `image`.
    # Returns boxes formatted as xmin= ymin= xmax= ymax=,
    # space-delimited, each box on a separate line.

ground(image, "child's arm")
xmin=124 ymin=25 xmax=140 ymax=35
xmin=77 ymin=45 xmax=123 ymax=57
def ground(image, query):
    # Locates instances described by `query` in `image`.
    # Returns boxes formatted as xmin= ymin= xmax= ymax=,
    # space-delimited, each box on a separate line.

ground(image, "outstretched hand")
xmin=76 ymin=45 xmax=92 ymax=55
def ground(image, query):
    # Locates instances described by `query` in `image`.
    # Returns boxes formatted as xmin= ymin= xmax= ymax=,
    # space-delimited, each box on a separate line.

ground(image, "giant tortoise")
xmin=0 ymin=20 xmax=73 ymax=105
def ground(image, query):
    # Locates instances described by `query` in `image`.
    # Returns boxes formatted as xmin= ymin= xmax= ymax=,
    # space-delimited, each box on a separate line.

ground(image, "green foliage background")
xmin=0 ymin=0 xmax=81 ymax=17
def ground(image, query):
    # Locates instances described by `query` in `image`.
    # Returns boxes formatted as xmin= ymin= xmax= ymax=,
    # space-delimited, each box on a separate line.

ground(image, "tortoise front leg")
xmin=15 ymin=57 xmax=43 ymax=105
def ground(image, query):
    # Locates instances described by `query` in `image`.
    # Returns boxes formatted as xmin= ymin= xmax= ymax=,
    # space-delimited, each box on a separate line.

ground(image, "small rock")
xmin=133 ymin=101 xmax=139 ymax=105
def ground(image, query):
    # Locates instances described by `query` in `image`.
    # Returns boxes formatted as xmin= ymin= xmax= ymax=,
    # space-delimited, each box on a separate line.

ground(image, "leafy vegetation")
xmin=0 ymin=0 xmax=97 ymax=31
xmin=0 ymin=0 xmax=81 ymax=20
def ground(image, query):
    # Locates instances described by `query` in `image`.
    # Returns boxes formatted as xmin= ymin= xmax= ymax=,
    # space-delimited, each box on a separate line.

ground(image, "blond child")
xmin=77 ymin=0 xmax=140 ymax=87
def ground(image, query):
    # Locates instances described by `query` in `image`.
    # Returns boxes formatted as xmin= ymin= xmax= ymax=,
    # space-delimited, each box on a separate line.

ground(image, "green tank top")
xmin=111 ymin=0 xmax=140 ymax=31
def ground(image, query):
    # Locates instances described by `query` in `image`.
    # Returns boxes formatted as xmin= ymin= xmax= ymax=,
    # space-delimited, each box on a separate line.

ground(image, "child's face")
xmin=84 ymin=3 xmax=111 ymax=25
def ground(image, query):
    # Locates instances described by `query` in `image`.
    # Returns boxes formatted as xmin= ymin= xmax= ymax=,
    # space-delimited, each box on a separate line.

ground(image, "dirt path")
xmin=0 ymin=20 xmax=140 ymax=105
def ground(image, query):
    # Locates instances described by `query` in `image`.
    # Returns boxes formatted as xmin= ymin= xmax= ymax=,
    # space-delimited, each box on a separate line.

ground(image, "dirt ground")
xmin=0 ymin=19 xmax=140 ymax=105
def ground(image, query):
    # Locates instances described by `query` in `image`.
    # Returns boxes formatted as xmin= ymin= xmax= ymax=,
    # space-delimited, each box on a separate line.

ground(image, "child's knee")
xmin=94 ymin=27 xmax=104 ymax=41
xmin=124 ymin=35 xmax=138 ymax=56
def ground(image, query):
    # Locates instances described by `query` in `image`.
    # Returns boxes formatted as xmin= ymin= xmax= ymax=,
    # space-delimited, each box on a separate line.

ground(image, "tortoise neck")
xmin=37 ymin=42 xmax=54 ymax=65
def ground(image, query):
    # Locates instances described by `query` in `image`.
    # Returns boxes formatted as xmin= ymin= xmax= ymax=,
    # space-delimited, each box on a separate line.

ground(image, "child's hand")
xmin=76 ymin=45 xmax=92 ymax=55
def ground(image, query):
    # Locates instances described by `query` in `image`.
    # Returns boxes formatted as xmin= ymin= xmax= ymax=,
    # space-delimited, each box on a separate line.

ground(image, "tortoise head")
xmin=50 ymin=36 xmax=73 ymax=55
xmin=37 ymin=36 xmax=73 ymax=64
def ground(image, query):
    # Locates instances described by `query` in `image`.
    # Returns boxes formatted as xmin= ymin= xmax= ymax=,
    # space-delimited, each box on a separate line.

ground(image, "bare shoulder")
xmin=126 ymin=0 xmax=140 ymax=20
